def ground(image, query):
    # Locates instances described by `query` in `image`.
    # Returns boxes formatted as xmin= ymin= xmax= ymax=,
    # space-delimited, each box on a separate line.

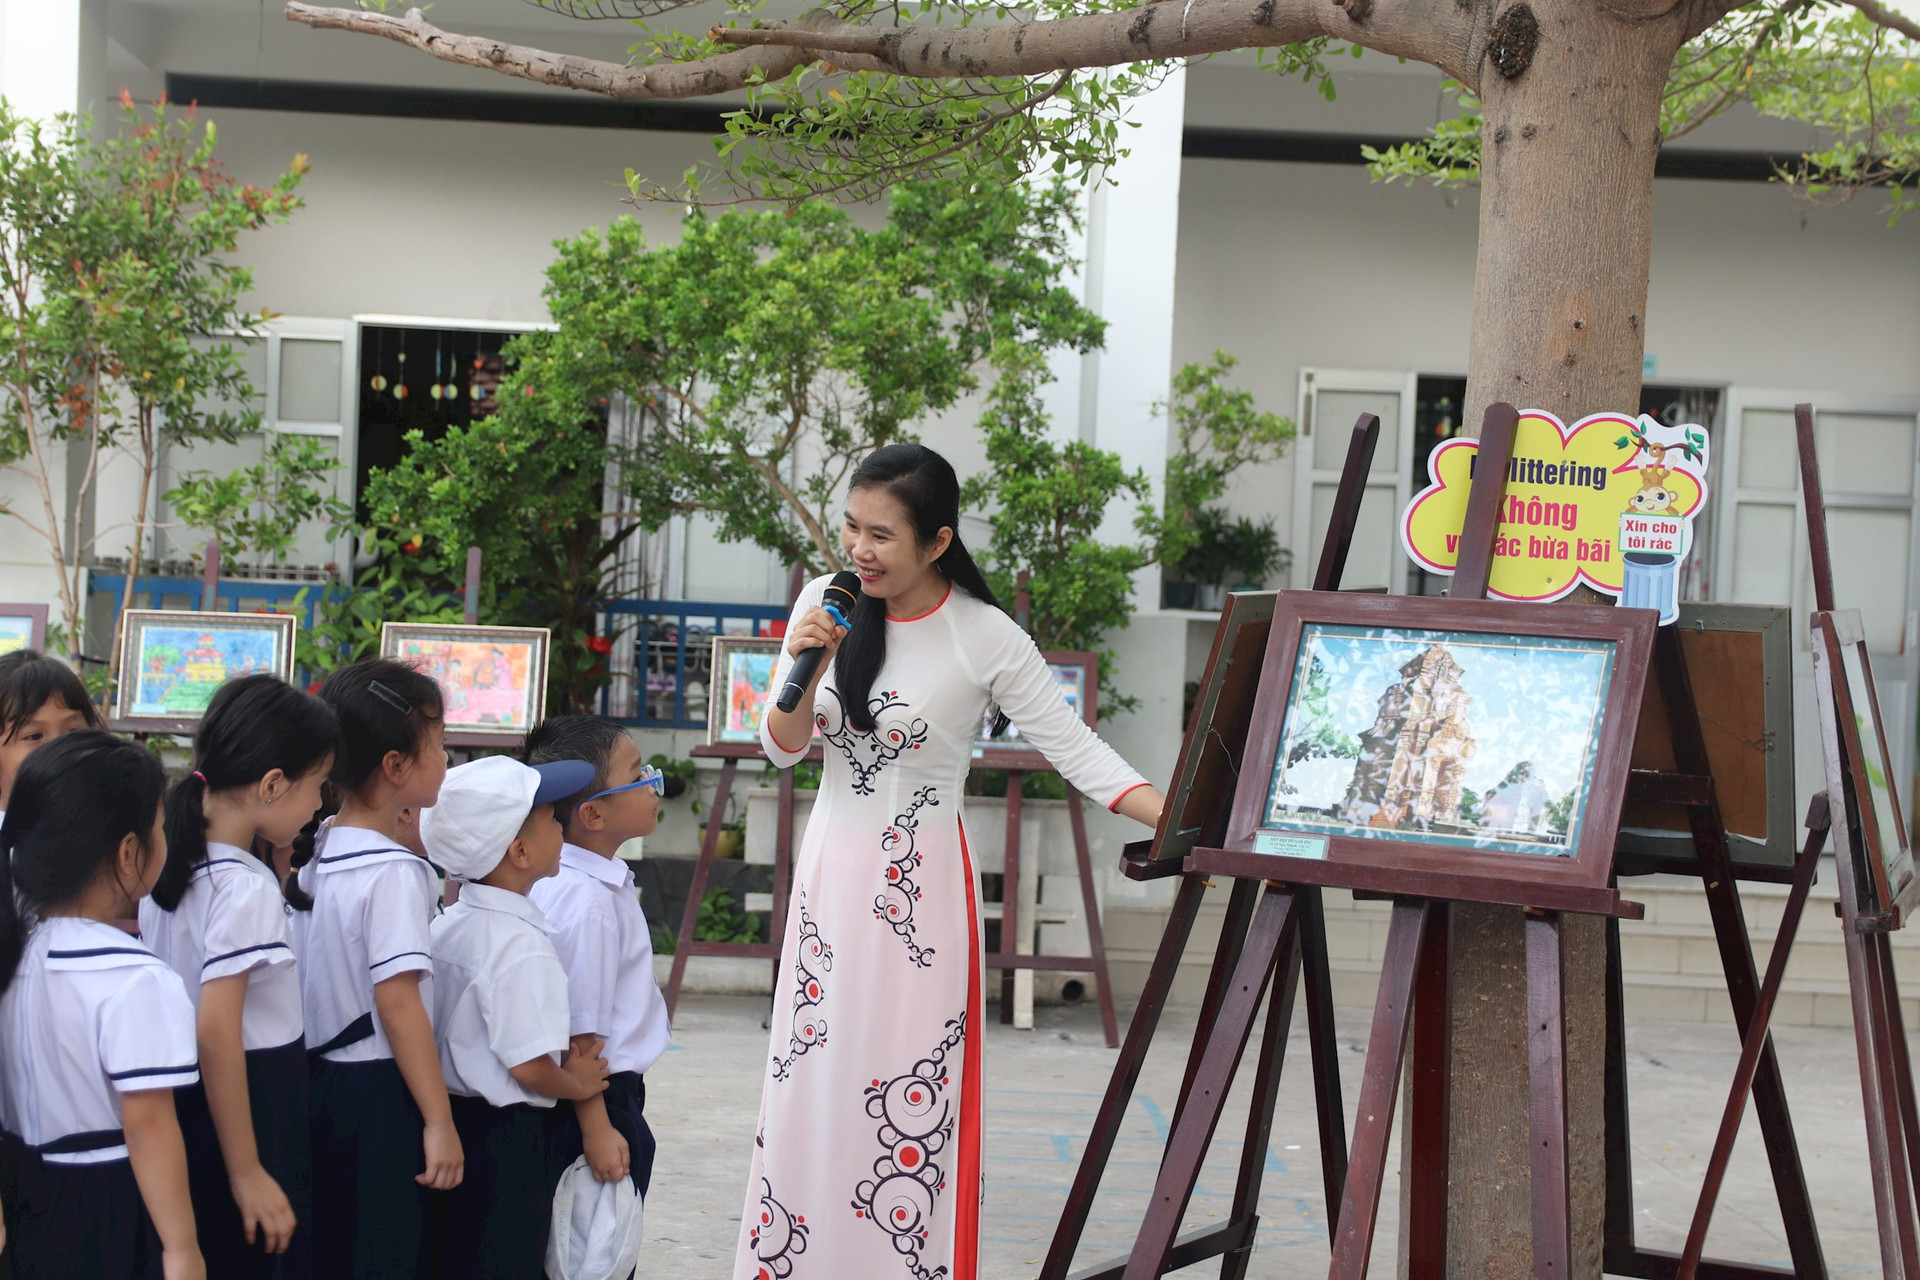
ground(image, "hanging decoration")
xmin=369 ymin=329 xmax=388 ymax=393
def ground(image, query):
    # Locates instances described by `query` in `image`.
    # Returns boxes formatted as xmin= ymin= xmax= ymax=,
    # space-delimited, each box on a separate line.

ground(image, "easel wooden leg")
xmin=1526 ymin=911 xmax=1571 ymax=1280
xmin=1122 ymin=885 xmax=1300 ymax=1280
xmin=1601 ymin=912 xmax=1637 ymax=1271
xmin=1066 ymin=787 xmax=1121 ymax=1049
xmin=1171 ymin=877 xmax=1261 ymax=1139
xmin=1874 ymin=930 xmax=1920 ymax=1233
xmin=1841 ymin=911 xmax=1920 ymax=1279
xmin=1041 ymin=873 xmax=1209 ymax=1280
xmin=1217 ymin=917 xmax=1306 ymax=1280
xmin=1868 ymin=927 xmax=1920 ymax=1279
xmin=662 ymin=757 xmax=739 ymax=1019
xmin=1001 ymin=771 xmax=1024 ymax=1025
xmin=1329 ymin=899 xmax=1433 ymax=1280
xmin=1298 ymin=885 xmax=1349 ymax=1228
xmin=1677 ymin=799 xmax=1828 ymax=1280
xmin=1406 ymin=901 xmax=1451 ymax=1277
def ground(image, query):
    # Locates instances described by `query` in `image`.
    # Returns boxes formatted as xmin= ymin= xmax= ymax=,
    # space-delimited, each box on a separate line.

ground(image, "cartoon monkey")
xmin=1627 ymin=463 xmax=1681 ymax=516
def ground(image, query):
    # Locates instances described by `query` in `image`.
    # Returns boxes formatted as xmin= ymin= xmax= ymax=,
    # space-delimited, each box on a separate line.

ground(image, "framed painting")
xmin=1616 ymin=602 xmax=1797 ymax=878
xmin=0 ymin=603 xmax=48 ymax=656
xmin=708 ymin=635 xmax=785 ymax=747
xmin=971 ymin=651 xmax=1099 ymax=771
xmin=1811 ymin=609 xmax=1918 ymax=924
xmin=1210 ymin=591 xmax=1655 ymax=914
xmin=112 ymin=608 xmax=297 ymax=732
xmin=380 ymin=622 xmax=549 ymax=742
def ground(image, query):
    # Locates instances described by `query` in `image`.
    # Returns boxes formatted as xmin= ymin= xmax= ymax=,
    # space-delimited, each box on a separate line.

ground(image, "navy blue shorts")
xmin=547 ymin=1071 xmax=655 ymax=1199
xmin=431 ymin=1095 xmax=552 ymax=1280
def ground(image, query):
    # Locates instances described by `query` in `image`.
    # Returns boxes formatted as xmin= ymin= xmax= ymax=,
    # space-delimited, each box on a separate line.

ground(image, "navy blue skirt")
xmin=176 ymin=1035 xmax=311 ymax=1280
xmin=431 ymin=1094 xmax=552 ymax=1280
xmin=308 ymin=1056 xmax=433 ymax=1280
xmin=4 ymin=1154 xmax=161 ymax=1280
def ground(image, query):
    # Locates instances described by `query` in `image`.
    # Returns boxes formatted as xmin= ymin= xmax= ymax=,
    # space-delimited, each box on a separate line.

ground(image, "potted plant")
xmin=699 ymin=787 xmax=746 ymax=859
xmin=1221 ymin=515 xmax=1290 ymax=592
xmin=1178 ymin=507 xmax=1236 ymax=610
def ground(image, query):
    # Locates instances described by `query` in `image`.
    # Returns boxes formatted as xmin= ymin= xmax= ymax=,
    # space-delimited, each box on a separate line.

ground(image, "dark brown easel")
xmin=978 ymin=681 xmax=1123 ymax=1047
xmin=1797 ymin=400 xmax=1920 ymax=1280
xmin=661 ymin=740 xmax=819 ymax=1019
xmin=1039 ymin=411 xmax=1381 ymax=1280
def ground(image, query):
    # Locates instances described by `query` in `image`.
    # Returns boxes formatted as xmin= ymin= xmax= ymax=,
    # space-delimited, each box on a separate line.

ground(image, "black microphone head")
xmin=822 ymin=570 xmax=862 ymax=616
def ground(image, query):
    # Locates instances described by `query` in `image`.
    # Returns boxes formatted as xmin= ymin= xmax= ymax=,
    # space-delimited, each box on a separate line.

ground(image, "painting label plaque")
xmin=1253 ymin=831 xmax=1329 ymax=859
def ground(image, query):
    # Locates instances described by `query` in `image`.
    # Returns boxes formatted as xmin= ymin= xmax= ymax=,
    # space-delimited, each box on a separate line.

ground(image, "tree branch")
xmin=283 ymin=0 xmax=817 ymax=99
xmin=1845 ymin=0 xmax=1920 ymax=43
xmin=288 ymin=0 xmax=1471 ymax=96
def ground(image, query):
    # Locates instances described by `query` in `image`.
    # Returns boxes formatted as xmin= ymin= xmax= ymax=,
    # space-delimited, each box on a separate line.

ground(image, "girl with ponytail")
xmin=0 ymin=732 xmax=203 ymax=1280
xmin=742 ymin=444 xmax=1166 ymax=1279
xmin=140 ymin=675 xmax=337 ymax=1280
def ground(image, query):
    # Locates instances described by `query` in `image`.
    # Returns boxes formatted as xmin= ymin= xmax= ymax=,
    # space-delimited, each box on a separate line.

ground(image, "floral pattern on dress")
xmin=817 ymin=688 xmax=929 ymax=796
xmin=746 ymin=1170 xmax=810 ymax=1280
xmin=772 ymin=895 xmax=833 ymax=1082
xmin=874 ymin=788 xmax=938 ymax=968
xmin=850 ymin=1016 xmax=964 ymax=1279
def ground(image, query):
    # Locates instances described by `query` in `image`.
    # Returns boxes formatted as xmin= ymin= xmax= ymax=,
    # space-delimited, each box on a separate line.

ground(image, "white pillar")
xmin=1042 ymin=65 xmax=1187 ymax=601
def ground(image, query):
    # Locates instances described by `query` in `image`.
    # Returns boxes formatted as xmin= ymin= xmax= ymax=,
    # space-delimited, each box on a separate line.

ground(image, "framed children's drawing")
xmin=0 ymin=603 xmax=48 ymax=656
xmin=1208 ymin=591 xmax=1655 ymax=914
xmin=380 ymin=622 xmax=549 ymax=742
xmin=708 ymin=635 xmax=784 ymax=747
xmin=113 ymin=608 xmax=298 ymax=732
xmin=971 ymin=651 xmax=1099 ymax=771
xmin=1811 ymin=609 xmax=1918 ymax=924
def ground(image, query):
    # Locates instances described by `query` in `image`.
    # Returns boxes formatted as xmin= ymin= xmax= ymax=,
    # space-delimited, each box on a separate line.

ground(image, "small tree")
xmin=361 ymin=179 xmax=1104 ymax=709
xmin=0 ymin=95 xmax=306 ymax=668
xmin=960 ymin=343 xmax=1154 ymax=713
xmin=165 ymin=433 xmax=352 ymax=567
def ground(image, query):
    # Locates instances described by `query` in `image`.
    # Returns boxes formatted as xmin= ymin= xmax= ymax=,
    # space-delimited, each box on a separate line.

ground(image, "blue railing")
xmin=600 ymin=598 xmax=788 ymax=729
xmin=87 ymin=572 xmax=337 ymax=630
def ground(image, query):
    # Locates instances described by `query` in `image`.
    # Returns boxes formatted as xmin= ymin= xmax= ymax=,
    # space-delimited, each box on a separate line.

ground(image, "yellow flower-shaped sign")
xmin=1402 ymin=410 xmax=1710 ymax=618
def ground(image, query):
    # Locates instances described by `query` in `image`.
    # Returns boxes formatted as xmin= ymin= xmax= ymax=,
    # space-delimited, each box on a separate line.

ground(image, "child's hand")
xmin=163 ymin=1245 xmax=206 ymax=1280
xmin=417 ymin=1118 xmax=464 ymax=1190
xmin=584 ymin=1124 xmax=630 ymax=1183
xmin=230 ymin=1164 xmax=297 ymax=1253
xmin=562 ymin=1038 xmax=612 ymax=1100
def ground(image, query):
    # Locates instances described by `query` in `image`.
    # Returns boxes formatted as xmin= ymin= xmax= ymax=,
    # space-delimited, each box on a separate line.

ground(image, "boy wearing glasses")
xmin=525 ymin=716 xmax=669 ymax=1203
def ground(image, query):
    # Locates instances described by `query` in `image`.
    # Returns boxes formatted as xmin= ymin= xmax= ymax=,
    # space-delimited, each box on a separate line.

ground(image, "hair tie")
xmin=190 ymin=770 xmax=207 ymax=784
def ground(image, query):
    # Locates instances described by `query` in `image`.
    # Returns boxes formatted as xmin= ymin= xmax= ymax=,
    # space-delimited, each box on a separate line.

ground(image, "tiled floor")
xmin=648 ymin=993 xmax=1897 ymax=1278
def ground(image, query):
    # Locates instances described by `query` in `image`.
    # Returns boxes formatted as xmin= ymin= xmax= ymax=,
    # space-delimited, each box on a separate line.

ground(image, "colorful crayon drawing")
xmin=709 ymin=637 xmax=783 ymax=745
xmin=127 ymin=624 xmax=280 ymax=717
xmin=0 ymin=616 xmax=31 ymax=657
xmin=397 ymin=638 xmax=536 ymax=728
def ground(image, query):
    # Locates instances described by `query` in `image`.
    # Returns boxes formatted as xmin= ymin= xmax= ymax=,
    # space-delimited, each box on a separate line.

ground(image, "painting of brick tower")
xmin=1338 ymin=644 xmax=1478 ymax=831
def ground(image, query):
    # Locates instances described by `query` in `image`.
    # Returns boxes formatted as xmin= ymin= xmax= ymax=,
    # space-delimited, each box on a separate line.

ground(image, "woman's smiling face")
xmin=840 ymin=485 xmax=949 ymax=606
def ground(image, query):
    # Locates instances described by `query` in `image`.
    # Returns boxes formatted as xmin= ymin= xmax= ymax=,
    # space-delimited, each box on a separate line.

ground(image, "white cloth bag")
xmin=546 ymin=1155 xmax=644 ymax=1280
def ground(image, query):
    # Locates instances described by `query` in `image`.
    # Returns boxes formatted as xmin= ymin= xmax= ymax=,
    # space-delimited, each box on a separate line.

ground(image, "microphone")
xmin=777 ymin=571 xmax=862 ymax=712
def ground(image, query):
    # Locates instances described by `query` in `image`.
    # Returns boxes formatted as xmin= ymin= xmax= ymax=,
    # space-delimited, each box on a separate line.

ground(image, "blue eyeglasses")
xmin=583 ymin=765 xmax=665 ymax=803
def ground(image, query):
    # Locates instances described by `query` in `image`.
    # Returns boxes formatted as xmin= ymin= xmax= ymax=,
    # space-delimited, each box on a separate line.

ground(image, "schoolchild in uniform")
xmin=140 ymin=675 xmax=338 ymax=1280
xmin=0 ymin=649 xmax=101 ymax=818
xmin=293 ymin=660 xmax=459 ymax=1279
xmin=0 ymin=732 xmax=204 ymax=1280
xmin=419 ymin=755 xmax=611 ymax=1279
xmin=0 ymin=650 xmax=98 ymax=1280
xmin=525 ymin=716 xmax=670 ymax=1204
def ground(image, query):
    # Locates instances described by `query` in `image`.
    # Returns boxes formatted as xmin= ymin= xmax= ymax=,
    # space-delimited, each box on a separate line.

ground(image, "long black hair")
xmin=285 ymin=659 xmax=445 ymax=909
xmin=0 ymin=648 xmax=101 ymax=744
xmin=152 ymin=674 xmax=340 ymax=912
xmin=0 ymin=731 xmax=166 ymax=994
xmin=835 ymin=444 xmax=1008 ymax=734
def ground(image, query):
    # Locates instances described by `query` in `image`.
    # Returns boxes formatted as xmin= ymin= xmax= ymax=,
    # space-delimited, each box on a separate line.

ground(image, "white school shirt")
xmin=428 ymin=882 xmax=570 ymax=1108
xmin=139 ymin=844 xmax=304 ymax=1051
xmin=0 ymin=917 xmax=199 ymax=1164
xmin=528 ymin=844 xmax=671 ymax=1077
xmin=297 ymin=824 xmax=439 ymax=1063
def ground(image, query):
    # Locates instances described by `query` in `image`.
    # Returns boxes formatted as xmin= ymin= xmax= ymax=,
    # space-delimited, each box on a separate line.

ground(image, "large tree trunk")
xmin=1443 ymin=5 xmax=1680 ymax=1278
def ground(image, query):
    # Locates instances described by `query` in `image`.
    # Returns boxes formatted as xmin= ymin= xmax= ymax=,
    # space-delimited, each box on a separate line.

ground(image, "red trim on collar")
xmin=887 ymin=584 xmax=953 ymax=623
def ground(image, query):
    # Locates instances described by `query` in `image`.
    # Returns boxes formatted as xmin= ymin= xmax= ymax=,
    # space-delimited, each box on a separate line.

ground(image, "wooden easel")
xmin=660 ymin=740 xmax=818 ymax=1019
xmin=1040 ymin=411 xmax=1383 ymax=1280
xmin=984 ymin=752 xmax=1122 ymax=1049
xmin=1795 ymin=401 xmax=1920 ymax=1280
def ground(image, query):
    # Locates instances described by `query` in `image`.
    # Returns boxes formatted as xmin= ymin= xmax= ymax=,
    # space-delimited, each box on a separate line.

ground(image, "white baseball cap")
xmin=419 ymin=755 xmax=596 ymax=882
